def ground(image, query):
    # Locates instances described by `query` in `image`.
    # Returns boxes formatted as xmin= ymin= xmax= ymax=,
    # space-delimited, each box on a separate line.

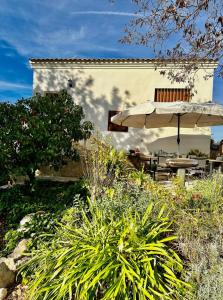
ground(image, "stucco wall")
xmin=31 ymin=61 xmax=216 ymax=155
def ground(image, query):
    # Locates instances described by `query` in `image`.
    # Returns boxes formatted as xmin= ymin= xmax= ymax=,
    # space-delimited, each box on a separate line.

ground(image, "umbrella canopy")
xmin=111 ymin=101 xmax=223 ymax=154
xmin=111 ymin=101 xmax=223 ymax=129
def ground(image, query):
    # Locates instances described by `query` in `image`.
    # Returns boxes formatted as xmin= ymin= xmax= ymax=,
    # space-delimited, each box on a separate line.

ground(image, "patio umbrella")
xmin=111 ymin=101 xmax=223 ymax=154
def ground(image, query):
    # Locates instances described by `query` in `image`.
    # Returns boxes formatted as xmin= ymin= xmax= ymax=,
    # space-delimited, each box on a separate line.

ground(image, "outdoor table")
xmin=140 ymin=155 xmax=158 ymax=179
xmin=207 ymin=159 xmax=223 ymax=174
xmin=139 ymin=154 xmax=158 ymax=164
xmin=128 ymin=153 xmax=157 ymax=162
xmin=166 ymin=158 xmax=198 ymax=183
xmin=166 ymin=158 xmax=198 ymax=169
xmin=128 ymin=153 xmax=158 ymax=179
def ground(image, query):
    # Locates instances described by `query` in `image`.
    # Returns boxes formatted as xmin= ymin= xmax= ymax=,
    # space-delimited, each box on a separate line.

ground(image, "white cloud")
xmin=4 ymin=52 xmax=16 ymax=57
xmin=72 ymin=11 xmax=138 ymax=17
xmin=0 ymin=1 xmax=134 ymax=58
xmin=0 ymin=80 xmax=31 ymax=90
xmin=0 ymin=26 xmax=88 ymax=56
xmin=0 ymin=25 xmax=122 ymax=57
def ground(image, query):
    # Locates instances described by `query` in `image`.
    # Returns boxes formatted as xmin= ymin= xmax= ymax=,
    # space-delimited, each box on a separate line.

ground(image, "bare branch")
xmin=118 ymin=0 xmax=223 ymax=81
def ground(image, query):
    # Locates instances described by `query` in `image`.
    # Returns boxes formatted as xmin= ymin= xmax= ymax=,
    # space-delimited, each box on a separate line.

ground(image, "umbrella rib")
xmin=169 ymin=113 xmax=186 ymax=124
xmin=195 ymin=114 xmax=203 ymax=125
xmin=174 ymin=112 xmax=187 ymax=117
xmin=120 ymin=115 xmax=129 ymax=126
xmin=170 ymin=114 xmax=175 ymax=123
xmin=144 ymin=114 xmax=148 ymax=127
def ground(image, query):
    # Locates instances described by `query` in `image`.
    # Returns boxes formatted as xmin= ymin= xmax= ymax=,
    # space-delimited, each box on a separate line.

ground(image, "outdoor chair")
xmin=155 ymin=165 xmax=172 ymax=181
xmin=154 ymin=155 xmax=174 ymax=181
xmin=187 ymin=157 xmax=208 ymax=178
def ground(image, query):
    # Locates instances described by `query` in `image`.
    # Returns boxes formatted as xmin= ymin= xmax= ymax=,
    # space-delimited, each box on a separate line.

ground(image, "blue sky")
xmin=0 ymin=0 xmax=222 ymax=141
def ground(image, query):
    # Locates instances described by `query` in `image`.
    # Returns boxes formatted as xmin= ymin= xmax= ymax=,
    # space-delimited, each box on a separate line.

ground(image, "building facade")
xmin=30 ymin=58 xmax=217 ymax=155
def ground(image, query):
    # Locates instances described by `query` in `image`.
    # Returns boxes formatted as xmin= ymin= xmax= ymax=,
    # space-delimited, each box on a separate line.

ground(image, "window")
xmin=108 ymin=110 xmax=128 ymax=132
xmin=154 ymin=88 xmax=191 ymax=102
xmin=44 ymin=92 xmax=59 ymax=97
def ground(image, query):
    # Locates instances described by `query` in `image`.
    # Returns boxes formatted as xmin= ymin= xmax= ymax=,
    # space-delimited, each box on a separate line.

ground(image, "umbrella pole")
xmin=177 ymin=114 xmax=180 ymax=157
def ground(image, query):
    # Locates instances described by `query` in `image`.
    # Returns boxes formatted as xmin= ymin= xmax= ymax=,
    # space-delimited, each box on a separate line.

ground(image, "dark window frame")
xmin=44 ymin=91 xmax=59 ymax=97
xmin=108 ymin=110 xmax=128 ymax=132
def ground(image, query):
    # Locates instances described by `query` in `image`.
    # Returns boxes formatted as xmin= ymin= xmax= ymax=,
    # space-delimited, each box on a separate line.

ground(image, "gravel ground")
xmin=6 ymin=284 xmax=28 ymax=300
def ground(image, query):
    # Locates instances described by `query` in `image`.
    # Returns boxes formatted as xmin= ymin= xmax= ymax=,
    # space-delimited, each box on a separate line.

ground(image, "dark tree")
xmin=0 ymin=90 xmax=93 ymax=186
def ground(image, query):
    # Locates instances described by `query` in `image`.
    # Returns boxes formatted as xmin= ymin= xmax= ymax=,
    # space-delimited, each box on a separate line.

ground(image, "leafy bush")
xmin=190 ymin=173 xmax=223 ymax=210
xmin=0 ymin=91 xmax=93 ymax=186
xmin=21 ymin=200 xmax=188 ymax=300
xmin=0 ymin=180 xmax=88 ymax=227
xmin=97 ymin=180 xmax=154 ymax=218
xmin=81 ymin=134 xmax=130 ymax=198
xmin=0 ymin=169 xmax=10 ymax=185
xmin=2 ymin=212 xmax=58 ymax=255
xmin=187 ymin=149 xmax=208 ymax=158
xmin=5 ymin=134 xmax=223 ymax=299
xmin=3 ymin=229 xmax=22 ymax=254
xmin=162 ymin=174 xmax=223 ymax=299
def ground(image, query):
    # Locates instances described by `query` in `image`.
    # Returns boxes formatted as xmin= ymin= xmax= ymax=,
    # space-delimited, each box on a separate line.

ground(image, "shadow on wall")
xmin=34 ymin=69 xmax=164 ymax=153
xmin=148 ymin=134 xmax=211 ymax=155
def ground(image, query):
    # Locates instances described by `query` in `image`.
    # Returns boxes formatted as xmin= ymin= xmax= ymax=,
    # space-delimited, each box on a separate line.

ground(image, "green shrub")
xmin=81 ymin=134 xmax=130 ymax=199
xmin=162 ymin=174 xmax=223 ymax=299
xmin=2 ymin=213 xmax=58 ymax=256
xmin=21 ymin=201 xmax=188 ymax=300
xmin=0 ymin=169 xmax=9 ymax=185
xmin=3 ymin=229 xmax=23 ymax=254
xmin=0 ymin=180 xmax=88 ymax=227
xmin=189 ymin=173 xmax=223 ymax=210
xmin=187 ymin=240 xmax=223 ymax=300
xmin=187 ymin=149 xmax=208 ymax=158
xmin=97 ymin=180 xmax=153 ymax=218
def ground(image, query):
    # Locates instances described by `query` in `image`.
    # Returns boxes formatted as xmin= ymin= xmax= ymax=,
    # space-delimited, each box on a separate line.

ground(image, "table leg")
xmin=149 ymin=158 xmax=152 ymax=170
xmin=210 ymin=162 xmax=213 ymax=175
xmin=177 ymin=168 xmax=186 ymax=185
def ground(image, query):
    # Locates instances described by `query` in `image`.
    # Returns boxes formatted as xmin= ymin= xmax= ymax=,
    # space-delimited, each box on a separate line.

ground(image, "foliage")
xmin=187 ymin=149 xmax=208 ymax=158
xmin=3 ymin=229 xmax=22 ymax=254
xmin=163 ymin=173 xmax=223 ymax=299
xmin=191 ymin=173 xmax=223 ymax=207
xmin=0 ymin=90 xmax=93 ymax=185
xmin=104 ymin=172 xmax=223 ymax=299
xmin=96 ymin=177 xmax=165 ymax=220
xmin=0 ymin=102 xmax=19 ymax=182
xmin=119 ymin=0 xmax=223 ymax=78
xmin=81 ymin=134 xmax=130 ymax=198
xmin=3 ymin=131 xmax=223 ymax=299
xmin=128 ymin=169 xmax=152 ymax=187
xmin=3 ymin=213 xmax=58 ymax=255
xmin=0 ymin=170 xmax=10 ymax=186
xmin=0 ymin=180 xmax=88 ymax=228
xmin=21 ymin=199 xmax=188 ymax=300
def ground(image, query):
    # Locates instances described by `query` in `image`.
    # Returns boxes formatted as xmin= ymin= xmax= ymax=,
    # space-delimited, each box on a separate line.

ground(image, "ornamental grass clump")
xmin=21 ymin=200 xmax=188 ymax=300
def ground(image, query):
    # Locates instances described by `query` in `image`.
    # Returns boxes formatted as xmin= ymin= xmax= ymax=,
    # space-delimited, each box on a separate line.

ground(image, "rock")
xmin=0 ymin=288 xmax=7 ymax=300
xmin=19 ymin=215 xmax=33 ymax=229
xmin=0 ymin=258 xmax=16 ymax=272
xmin=18 ymin=211 xmax=45 ymax=232
xmin=35 ymin=169 xmax=41 ymax=177
xmin=0 ymin=262 xmax=15 ymax=288
xmin=9 ymin=284 xmax=28 ymax=300
xmin=9 ymin=239 xmax=30 ymax=260
xmin=14 ymin=256 xmax=30 ymax=270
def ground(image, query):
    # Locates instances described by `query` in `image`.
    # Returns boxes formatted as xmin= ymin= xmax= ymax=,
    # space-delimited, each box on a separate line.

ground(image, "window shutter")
xmin=154 ymin=88 xmax=191 ymax=102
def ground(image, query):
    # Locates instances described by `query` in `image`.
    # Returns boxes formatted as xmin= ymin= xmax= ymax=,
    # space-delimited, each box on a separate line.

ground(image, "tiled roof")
xmin=29 ymin=58 xmax=217 ymax=64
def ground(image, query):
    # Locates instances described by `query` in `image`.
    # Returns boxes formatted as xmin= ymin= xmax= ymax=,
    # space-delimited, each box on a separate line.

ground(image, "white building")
xmin=30 ymin=58 xmax=218 ymax=155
